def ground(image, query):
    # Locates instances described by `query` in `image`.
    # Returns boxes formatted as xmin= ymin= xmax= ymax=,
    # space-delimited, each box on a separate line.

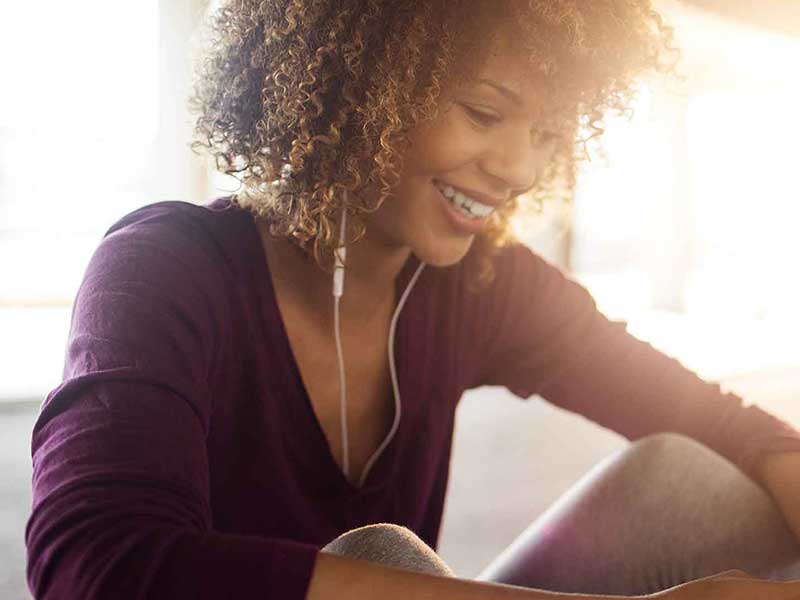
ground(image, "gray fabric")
xmin=321 ymin=433 xmax=800 ymax=595
xmin=477 ymin=432 xmax=800 ymax=595
xmin=321 ymin=523 xmax=455 ymax=577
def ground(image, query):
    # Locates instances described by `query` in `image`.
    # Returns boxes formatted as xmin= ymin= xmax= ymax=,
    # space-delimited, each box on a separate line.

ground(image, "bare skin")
xmin=256 ymin=35 xmax=800 ymax=600
xmin=305 ymin=556 xmax=800 ymax=600
xmin=259 ymin=230 xmax=397 ymax=487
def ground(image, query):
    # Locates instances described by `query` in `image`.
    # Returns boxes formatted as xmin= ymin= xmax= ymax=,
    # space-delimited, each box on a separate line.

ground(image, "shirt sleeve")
xmin=25 ymin=204 xmax=319 ymax=600
xmin=476 ymin=244 xmax=800 ymax=485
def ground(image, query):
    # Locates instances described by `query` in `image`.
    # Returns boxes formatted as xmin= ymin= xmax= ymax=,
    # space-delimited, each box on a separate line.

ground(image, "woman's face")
xmin=364 ymin=38 xmax=558 ymax=268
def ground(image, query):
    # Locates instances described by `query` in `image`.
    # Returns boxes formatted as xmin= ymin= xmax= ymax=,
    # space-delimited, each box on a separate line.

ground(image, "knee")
xmin=321 ymin=523 xmax=454 ymax=577
xmin=322 ymin=523 xmax=418 ymax=555
xmin=622 ymin=432 xmax=733 ymax=478
xmin=631 ymin=432 xmax=705 ymax=456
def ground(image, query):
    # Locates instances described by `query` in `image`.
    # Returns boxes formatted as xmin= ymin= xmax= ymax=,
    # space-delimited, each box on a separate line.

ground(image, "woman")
xmin=25 ymin=1 xmax=800 ymax=599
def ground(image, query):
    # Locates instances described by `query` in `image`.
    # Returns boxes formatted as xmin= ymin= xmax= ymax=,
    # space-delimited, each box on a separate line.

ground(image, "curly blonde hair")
xmin=189 ymin=0 xmax=676 ymax=288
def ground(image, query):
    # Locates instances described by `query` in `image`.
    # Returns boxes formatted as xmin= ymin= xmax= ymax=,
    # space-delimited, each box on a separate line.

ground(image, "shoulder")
xmin=491 ymin=243 xmax=554 ymax=280
xmin=459 ymin=241 xmax=594 ymax=345
xmin=453 ymin=243 xmax=554 ymax=304
xmin=74 ymin=197 xmax=254 ymax=352
xmin=66 ymin=199 xmax=250 ymax=407
xmin=421 ymin=243 xmax=548 ymax=316
xmin=89 ymin=197 xmax=251 ymax=286
xmin=103 ymin=197 xmax=246 ymax=256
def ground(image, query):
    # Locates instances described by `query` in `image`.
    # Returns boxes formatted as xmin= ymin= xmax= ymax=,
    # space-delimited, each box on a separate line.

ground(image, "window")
xmin=0 ymin=1 xmax=212 ymax=400
xmin=570 ymin=3 xmax=800 ymax=379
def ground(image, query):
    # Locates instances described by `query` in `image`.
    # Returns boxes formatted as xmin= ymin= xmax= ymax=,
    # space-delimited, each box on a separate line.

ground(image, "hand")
xmin=650 ymin=569 xmax=800 ymax=600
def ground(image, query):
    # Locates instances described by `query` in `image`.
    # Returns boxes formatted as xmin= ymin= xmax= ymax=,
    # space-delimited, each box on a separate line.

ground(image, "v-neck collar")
xmin=241 ymin=203 xmax=422 ymax=496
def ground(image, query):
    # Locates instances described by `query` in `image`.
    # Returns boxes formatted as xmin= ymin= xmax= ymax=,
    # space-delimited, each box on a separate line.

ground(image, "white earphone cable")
xmin=333 ymin=204 xmax=349 ymax=478
xmin=356 ymin=260 xmax=425 ymax=489
xmin=333 ymin=294 xmax=349 ymax=479
xmin=332 ymin=192 xmax=426 ymax=488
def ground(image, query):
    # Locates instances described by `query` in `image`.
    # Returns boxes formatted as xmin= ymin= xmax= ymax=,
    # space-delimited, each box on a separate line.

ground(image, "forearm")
xmin=305 ymin=552 xmax=638 ymax=600
xmin=756 ymin=450 xmax=800 ymax=542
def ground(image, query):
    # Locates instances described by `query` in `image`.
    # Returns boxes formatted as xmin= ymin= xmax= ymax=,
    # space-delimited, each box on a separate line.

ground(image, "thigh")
xmin=477 ymin=433 xmax=800 ymax=596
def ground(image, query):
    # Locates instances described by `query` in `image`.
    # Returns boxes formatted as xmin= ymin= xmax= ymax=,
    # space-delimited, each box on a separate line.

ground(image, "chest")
xmin=280 ymin=302 xmax=396 ymax=488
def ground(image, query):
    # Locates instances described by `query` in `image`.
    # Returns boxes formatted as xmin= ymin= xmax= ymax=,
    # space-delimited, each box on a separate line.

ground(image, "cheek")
xmin=406 ymin=109 xmax=483 ymax=172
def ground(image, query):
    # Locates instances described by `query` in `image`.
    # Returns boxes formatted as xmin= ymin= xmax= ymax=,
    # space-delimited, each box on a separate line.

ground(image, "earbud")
xmin=333 ymin=208 xmax=346 ymax=298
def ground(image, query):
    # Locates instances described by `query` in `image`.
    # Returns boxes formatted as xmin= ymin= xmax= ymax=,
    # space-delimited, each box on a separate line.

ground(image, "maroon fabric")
xmin=26 ymin=196 xmax=800 ymax=599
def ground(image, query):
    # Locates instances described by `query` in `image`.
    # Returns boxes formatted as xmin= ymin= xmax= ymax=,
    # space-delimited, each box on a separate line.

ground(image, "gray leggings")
xmin=321 ymin=433 xmax=800 ymax=596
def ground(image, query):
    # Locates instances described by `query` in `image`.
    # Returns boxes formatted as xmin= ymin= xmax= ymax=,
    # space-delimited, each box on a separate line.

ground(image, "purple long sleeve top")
xmin=26 ymin=196 xmax=800 ymax=599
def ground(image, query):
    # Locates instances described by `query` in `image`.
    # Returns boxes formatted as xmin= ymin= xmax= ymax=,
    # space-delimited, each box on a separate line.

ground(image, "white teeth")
xmin=434 ymin=181 xmax=494 ymax=219
xmin=470 ymin=204 xmax=493 ymax=217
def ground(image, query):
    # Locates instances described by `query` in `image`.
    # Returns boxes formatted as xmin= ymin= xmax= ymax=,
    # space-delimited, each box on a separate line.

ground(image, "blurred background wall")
xmin=1 ymin=1 xmax=799 ymax=597
xmin=2 ymin=0 xmax=799 ymax=399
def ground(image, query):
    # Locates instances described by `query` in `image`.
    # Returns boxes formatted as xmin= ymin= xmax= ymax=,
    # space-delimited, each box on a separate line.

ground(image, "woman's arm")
xmin=476 ymin=246 xmax=800 ymax=488
xmin=307 ymin=552 xmax=626 ymax=600
xmin=757 ymin=451 xmax=800 ymax=543
xmin=306 ymin=553 xmax=800 ymax=600
xmin=26 ymin=205 xmax=320 ymax=599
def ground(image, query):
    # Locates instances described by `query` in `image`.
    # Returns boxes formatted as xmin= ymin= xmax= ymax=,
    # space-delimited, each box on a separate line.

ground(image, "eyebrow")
xmin=477 ymin=78 xmax=523 ymax=107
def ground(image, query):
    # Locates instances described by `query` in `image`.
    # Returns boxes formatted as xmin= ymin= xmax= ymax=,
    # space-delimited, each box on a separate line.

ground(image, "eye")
xmin=463 ymin=105 xmax=501 ymax=127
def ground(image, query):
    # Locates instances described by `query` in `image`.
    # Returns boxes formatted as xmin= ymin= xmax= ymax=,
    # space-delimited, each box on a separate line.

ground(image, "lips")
xmin=432 ymin=179 xmax=505 ymax=208
xmin=432 ymin=180 xmax=493 ymax=235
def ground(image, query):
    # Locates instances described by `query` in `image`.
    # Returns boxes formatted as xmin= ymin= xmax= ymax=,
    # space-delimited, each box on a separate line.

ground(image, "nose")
xmin=478 ymin=128 xmax=546 ymax=196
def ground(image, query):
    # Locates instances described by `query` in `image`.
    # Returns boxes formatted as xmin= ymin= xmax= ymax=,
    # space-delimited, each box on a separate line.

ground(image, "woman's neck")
xmin=256 ymin=218 xmax=412 ymax=331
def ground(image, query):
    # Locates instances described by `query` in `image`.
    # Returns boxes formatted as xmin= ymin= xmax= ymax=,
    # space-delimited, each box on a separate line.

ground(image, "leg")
xmin=477 ymin=433 xmax=800 ymax=596
xmin=321 ymin=523 xmax=456 ymax=577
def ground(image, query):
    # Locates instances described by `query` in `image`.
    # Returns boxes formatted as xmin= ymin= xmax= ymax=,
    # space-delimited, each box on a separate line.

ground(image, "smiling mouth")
xmin=432 ymin=179 xmax=496 ymax=220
